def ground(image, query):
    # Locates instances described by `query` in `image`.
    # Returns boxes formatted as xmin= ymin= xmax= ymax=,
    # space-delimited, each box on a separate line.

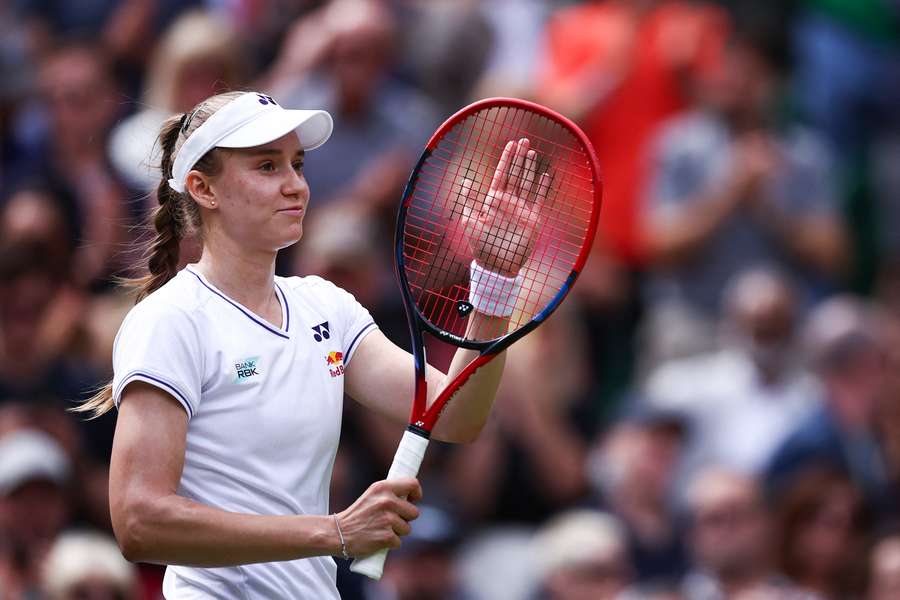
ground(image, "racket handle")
xmin=349 ymin=429 xmax=430 ymax=580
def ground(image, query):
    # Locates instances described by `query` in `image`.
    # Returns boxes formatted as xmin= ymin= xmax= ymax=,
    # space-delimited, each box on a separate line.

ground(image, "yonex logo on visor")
xmin=167 ymin=92 xmax=333 ymax=194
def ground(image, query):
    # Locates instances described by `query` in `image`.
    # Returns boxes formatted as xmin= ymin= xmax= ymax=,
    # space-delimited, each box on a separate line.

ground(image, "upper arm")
xmin=109 ymin=382 xmax=189 ymax=542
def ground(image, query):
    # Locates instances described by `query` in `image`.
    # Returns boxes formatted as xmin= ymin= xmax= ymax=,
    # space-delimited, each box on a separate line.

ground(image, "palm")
xmin=459 ymin=138 xmax=551 ymax=276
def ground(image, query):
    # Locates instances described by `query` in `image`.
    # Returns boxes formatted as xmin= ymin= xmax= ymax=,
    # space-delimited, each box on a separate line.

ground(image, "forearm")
xmin=429 ymin=312 xmax=508 ymax=443
xmin=116 ymin=493 xmax=338 ymax=566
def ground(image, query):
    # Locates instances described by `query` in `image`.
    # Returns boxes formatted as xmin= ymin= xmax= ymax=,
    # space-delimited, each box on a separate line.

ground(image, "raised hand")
xmin=460 ymin=138 xmax=551 ymax=277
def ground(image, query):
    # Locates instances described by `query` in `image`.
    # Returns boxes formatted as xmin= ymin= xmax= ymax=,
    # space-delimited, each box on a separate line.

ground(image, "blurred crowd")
xmin=1 ymin=0 xmax=899 ymax=599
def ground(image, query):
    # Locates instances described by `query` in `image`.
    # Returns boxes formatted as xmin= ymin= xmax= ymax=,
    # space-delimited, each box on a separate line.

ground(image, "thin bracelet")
xmin=332 ymin=514 xmax=350 ymax=560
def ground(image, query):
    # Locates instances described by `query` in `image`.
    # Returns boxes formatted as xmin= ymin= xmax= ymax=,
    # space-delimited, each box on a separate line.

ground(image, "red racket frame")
xmin=395 ymin=98 xmax=602 ymax=435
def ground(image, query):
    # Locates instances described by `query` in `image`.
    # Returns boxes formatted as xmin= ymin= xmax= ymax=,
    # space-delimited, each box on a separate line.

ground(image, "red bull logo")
xmin=326 ymin=351 xmax=344 ymax=377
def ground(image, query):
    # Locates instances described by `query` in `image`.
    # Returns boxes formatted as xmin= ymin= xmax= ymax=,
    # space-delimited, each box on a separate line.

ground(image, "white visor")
xmin=168 ymin=92 xmax=333 ymax=193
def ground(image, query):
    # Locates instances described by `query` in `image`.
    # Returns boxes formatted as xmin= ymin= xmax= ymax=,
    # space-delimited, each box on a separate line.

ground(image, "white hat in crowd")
xmin=43 ymin=530 xmax=137 ymax=599
xmin=0 ymin=429 xmax=71 ymax=496
xmin=531 ymin=509 xmax=627 ymax=578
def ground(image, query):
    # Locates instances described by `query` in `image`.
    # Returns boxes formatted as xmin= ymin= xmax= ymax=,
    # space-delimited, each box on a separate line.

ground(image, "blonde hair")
xmin=144 ymin=10 xmax=243 ymax=110
xmin=74 ymin=91 xmax=242 ymax=418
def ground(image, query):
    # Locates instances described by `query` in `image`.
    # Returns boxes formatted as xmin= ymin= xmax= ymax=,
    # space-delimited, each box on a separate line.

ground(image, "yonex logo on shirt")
xmin=234 ymin=356 xmax=261 ymax=382
xmin=311 ymin=322 xmax=330 ymax=342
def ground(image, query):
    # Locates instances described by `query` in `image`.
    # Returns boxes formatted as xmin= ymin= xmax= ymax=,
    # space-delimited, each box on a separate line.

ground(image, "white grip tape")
xmin=349 ymin=430 xmax=430 ymax=580
xmin=469 ymin=260 xmax=522 ymax=317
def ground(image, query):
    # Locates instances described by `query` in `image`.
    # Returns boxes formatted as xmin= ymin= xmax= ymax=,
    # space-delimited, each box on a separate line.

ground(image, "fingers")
xmin=490 ymin=138 xmax=544 ymax=202
xmin=407 ymin=480 xmax=423 ymax=503
xmin=507 ymin=138 xmax=530 ymax=191
xmin=385 ymin=477 xmax=422 ymax=502
xmin=390 ymin=514 xmax=413 ymax=537
xmin=520 ymin=149 xmax=537 ymax=197
xmin=535 ymin=171 xmax=552 ymax=212
xmin=340 ymin=477 xmax=424 ymax=557
xmin=490 ymin=140 xmax=515 ymax=191
xmin=459 ymin=177 xmax=478 ymax=220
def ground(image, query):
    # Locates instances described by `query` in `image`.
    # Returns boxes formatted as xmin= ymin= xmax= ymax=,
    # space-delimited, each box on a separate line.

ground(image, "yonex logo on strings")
xmin=257 ymin=94 xmax=277 ymax=106
xmin=312 ymin=322 xmax=330 ymax=342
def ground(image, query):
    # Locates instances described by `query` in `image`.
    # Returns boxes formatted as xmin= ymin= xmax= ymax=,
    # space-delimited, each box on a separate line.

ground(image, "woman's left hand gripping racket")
xmin=350 ymin=98 xmax=602 ymax=579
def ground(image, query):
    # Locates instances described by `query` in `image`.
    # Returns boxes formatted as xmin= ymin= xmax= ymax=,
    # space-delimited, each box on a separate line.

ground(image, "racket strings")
xmin=402 ymin=105 xmax=596 ymax=342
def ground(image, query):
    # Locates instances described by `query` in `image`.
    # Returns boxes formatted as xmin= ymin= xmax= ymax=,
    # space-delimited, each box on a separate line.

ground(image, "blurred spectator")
xmin=370 ymin=505 xmax=472 ymax=600
xmin=767 ymin=296 xmax=890 ymax=504
xmin=535 ymin=0 xmax=730 ymax=262
xmin=1 ymin=184 xmax=76 ymax=271
xmin=0 ymin=237 xmax=98 ymax=407
xmin=531 ymin=510 xmax=633 ymax=600
xmin=456 ymin=527 xmax=538 ymax=600
xmin=872 ymin=134 xmax=900 ymax=277
xmin=266 ymin=0 xmax=438 ymax=206
xmin=791 ymin=0 xmax=900 ymax=296
xmin=1 ymin=1 xmax=40 ymax=195
xmin=446 ymin=303 xmax=592 ymax=525
xmin=42 ymin=530 xmax=139 ymax=600
xmin=868 ymin=530 xmax=900 ymax=600
xmin=774 ymin=467 xmax=870 ymax=599
xmin=0 ymin=428 xmax=72 ymax=599
xmin=618 ymin=583 xmax=686 ymax=600
xmin=873 ymin=309 xmax=900 ymax=501
xmin=13 ymin=0 xmax=190 ymax=82
xmin=109 ymin=10 xmax=244 ymax=191
xmin=641 ymin=30 xmax=848 ymax=356
xmin=683 ymin=468 xmax=813 ymax=600
xmin=469 ymin=0 xmax=549 ymax=101
xmin=34 ymin=42 xmax=133 ymax=288
xmin=1 ymin=186 xmax=122 ymax=463
xmin=400 ymin=1 xmax=494 ymax=118
xmin=587 ymin=408 xmax=689 ymax=583
xmin=0 ymin=188 xmax=99 ymax=403
xmin=791 ymin=0 xmax=900 ymax=157
xmin=644 ymin=268 xmax=820 ymax=481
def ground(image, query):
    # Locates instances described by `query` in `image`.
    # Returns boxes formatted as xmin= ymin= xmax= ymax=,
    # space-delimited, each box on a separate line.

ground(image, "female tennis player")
xmin=79 ymin=90 xmax=544 ymax=598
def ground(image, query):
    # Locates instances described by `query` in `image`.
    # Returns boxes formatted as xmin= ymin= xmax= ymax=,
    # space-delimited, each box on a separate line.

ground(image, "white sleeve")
xmin=336 ymin=287 xmax=377 ymax=365
xmin=305 ymin=278 xmax=377 ymax=365
xmin=111 ymin=302 xmax=203 ymax=419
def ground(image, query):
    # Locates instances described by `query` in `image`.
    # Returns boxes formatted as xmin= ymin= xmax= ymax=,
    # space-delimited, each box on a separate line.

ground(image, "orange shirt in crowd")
xmin=537 ymin=0 xmax=729 ymax=264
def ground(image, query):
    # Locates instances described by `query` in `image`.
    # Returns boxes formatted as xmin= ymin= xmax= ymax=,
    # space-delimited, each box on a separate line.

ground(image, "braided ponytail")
xmin=75 ymin=91 xmax=241 ymax=417
xmin=137 ymin=116 xmax=185 ymax=301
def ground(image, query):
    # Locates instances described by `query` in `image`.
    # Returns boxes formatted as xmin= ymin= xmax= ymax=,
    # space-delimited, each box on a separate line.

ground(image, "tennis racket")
xmin=349 ymin=97 xmax=602 ymax=579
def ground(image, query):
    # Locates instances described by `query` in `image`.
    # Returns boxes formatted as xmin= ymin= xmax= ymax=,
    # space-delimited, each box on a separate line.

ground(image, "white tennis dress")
xmin=112 ymin=265 xmax=377 ymax=599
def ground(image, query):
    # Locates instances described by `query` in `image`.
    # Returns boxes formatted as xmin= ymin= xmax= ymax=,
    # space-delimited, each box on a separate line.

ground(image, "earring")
xmin=210 ymin=200 xmax=216 ymax=207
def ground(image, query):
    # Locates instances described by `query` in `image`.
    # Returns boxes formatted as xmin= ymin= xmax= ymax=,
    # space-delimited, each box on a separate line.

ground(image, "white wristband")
xmin=469 ymin=260 xmax=522 ymax=317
